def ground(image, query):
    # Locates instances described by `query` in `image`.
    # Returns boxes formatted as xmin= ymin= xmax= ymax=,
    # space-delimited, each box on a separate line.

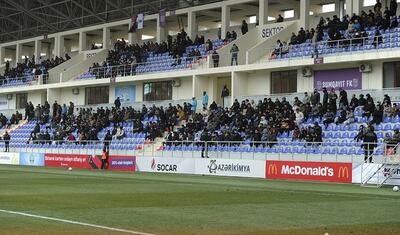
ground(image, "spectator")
xmin=104 ymin=130 xmax=112 ymax=151
xmin=202 ymin=91 xmax=209 ymax=109
xmin=221 ymin=85 xmax=230 ymax=108
xmin=241 ymin=20 xmax=249 ymax=35
xmin=362 ymin=126 xmax=378 ymax=163
xmin=277 ymin=14 xmax=284 ymax=23
xmin=390 ymin=0 xmax=398 ymax=16
xmin=101 ymin=148 xmax=108 ymax=170
xmin=212 ymin=50 xmax=219 ymax=68
xmin=3 ymin=131 xmax=10 ymax=152
xmin=323 ymin=109 xmax=335 ymax=128
xmin=295 ymin=109 xmax=304 ymax=125
xmin=230 ymin=44 xmax=239 ymax=66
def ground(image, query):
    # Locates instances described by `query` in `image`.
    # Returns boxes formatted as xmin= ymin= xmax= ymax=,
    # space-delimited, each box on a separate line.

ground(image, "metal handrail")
xmin=77 ymin=54 xmax=210 ymax=80
xmin=265 ymin=33 xmax=392 ymax=62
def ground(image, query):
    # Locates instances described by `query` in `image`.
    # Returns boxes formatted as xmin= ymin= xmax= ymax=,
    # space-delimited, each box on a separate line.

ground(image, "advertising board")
xmin=195 ymin=158 xmax=265 ymax=178
xmin=266 ymin=161 xmax=352 ymax=183
xmin=136 ymin=157 xmax=195 ymax=174
xmin=19 ymin=153 xmax=45 ymax=166
xmin=0 ymin=152 xmax=19 ymax=165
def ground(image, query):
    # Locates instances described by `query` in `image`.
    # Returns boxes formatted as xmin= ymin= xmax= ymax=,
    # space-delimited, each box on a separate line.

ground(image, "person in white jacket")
xmin=295 ymin=108 xmax=304 ymax=125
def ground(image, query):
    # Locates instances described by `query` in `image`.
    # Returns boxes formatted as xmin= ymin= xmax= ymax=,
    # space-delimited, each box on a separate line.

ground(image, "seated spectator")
xmin=323 ymin=109 xmax=335 ymax=128
xmin=276 ymin=14 xmax=284 ymax=23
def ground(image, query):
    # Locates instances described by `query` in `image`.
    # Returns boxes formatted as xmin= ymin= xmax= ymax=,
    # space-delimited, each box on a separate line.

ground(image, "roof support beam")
xmin=70 ymin=0 xmax=106 ymax=23
xmin=36 ymin=0 xmax=82 ymax=28
xmin=4 ymin=0 xmax=58 ymax=31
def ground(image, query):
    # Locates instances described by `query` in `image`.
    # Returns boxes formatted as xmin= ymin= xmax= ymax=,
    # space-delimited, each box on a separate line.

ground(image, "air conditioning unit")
xmin=359 ymin=64 xmax=372 ymax=73
xmin=172 ymin=79 xmax=181 ymax=87
xmin=302 ymin=67 xmax=313 ymax=77
xmin=72 ymin=88 xmax=80 ymax=95
xmin=6 ymin=94 xmax=12 ymax=100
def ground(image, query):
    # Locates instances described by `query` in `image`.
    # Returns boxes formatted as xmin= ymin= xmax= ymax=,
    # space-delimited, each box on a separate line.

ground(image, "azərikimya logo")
xmin=207 ymin=160 xmax=250 ymax=174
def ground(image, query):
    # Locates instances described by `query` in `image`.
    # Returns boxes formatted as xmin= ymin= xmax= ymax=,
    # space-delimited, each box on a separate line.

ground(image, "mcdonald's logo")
xmin=268 ymin=164 xmax=278 ymax=175
xmin=338 ymin=166 xmax=349 ymax=179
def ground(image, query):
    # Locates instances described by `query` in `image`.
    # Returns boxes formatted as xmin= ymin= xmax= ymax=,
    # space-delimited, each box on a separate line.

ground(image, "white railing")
xmin=2 ymin=140 xmax=395 ymax=164
xmin=257 ymin=33 xmax=398 ymax=63
xmin=76 ymin=55 xmax=209 ymax=80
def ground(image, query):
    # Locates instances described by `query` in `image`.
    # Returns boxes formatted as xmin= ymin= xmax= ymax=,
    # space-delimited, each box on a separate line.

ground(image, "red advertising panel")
xmin=266 ymin=161 xmax=352 ymax=183
xmin=44 ymin=154 xmax=136 ymax=172
xmin=108 ymin=156 xmax=136 ymax=172
xmin=45 ymin=154 xmax=102 ymax=169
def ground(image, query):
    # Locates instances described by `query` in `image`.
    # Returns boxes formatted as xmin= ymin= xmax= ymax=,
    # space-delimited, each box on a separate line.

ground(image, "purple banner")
xmin=314 ymin=68 xmax=362 ymax=91
xmin=159 ymin=9 xmax=166 ymax=27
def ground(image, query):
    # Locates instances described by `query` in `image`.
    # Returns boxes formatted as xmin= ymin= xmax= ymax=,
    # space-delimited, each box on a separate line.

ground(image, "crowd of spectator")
xmin=88 ymin=29 xmax=220 ymax=79
xmin=272 ymin=0 xmax=400 ymax=58
xmin=0 ymin=54 xmax=70 ymax=85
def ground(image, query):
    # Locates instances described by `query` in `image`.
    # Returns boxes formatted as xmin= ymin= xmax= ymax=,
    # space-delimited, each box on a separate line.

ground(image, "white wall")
xmin=60 ymin=87 xmax=85 ymax=106
xmin=247 ymin=70 xmax=270 ymax=96
xmin=172 ymin=77 xmax=193 ymax=100
xmin=28 ymin=90 xmax=46 ymax=106
xmin=297 ymin=68 xmax=313 ymax=93
xmin=362 ymin=61 xmax=383 ymax=90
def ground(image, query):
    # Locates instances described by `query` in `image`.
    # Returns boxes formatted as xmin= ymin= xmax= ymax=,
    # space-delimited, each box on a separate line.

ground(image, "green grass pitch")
xmin=0 ymin=165 xmax=399 ymax=235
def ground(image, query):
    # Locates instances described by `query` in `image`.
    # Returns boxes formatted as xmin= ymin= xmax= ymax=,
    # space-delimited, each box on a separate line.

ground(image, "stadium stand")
xmin=271 ymin=11 xmax=400 ymax=60
xmin=0 ymin=0 xmax=400 ymax=165
xmin=0 ymin=55 xmax=70 ymax=87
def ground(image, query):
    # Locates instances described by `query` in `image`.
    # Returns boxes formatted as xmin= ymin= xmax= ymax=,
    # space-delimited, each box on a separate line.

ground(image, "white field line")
xmin=0 ymin=209 xmax=156 ymax=235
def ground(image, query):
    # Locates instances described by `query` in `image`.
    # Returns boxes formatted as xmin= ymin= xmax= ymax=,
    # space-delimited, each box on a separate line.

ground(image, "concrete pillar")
xmin=345 ymin=0 xmax=353 ymax=16
xmin=353 ymin=0 xmax=362 ymax=15
xmin=157 ymin=15 xmax=166 ymax=43
xmin=187 ymin=11 xmax=197 ymax=39
xmin=79 ymin=31 xmax=87 ymax=52
xmin=259 ymin=0 xmax=269 ymax=26
xmin=300 ymin=0 xmax=310 ymax=29
xmin=34 ymin=40 xmax=42 ymax=63
xmin=55 ymin=35 xmax=64 ymax=57
xmin=15 ymin=43 xmax=22 ymax=65
xmin=339 ymin=0 xmax=345 ymax=18
xmin=221 ymin=5 xmax=231 ymax=39
xmin=103 ymin=27 xmax=111 ymax=49
xmin=0 ymin=47 xmax=4 ymax=66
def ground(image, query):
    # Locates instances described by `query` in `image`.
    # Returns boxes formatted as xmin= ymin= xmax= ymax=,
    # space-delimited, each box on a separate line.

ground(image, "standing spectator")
xmin=322 ymin=87 xmax=329 ymax=113
xmin=374 ymin=0 xmax=382 ymax=15
xmin=241 ymin=20 xmax=248 ymax=35
xmin=230 ymin=44 xmax=239 ymax=65
xmin=362 ymin=126 xmax=378 ymax=163
xmin=217 ymin=28 xmax=221 ymax=40
xmin=3 ymin=131 xmax=10 ymax=152
xmin=103 ymin=130 xmax=112 ymax=151
xmin=191 ymin=97 xmax=197 ymax=114
xmin=231 ymin=31 xmax=237 ymax=40
xmin=310 ymin=89 xmax=320 ymax=106
xmin=338 ymin=88 xmax=348 ymax=109
xmin=212 ymin=50 xmax=219 ymax=68
xmin=114 ymin=97 xmax=121 ymax=109
xmin=390 ymin=0 xmax=398 ymax=16
xmin=101 ymin=148 xmax=109 ymax=170
xmin=221 ymin=85 xmax=230 ymax=108
xmin=202 ymin=91 xmax=209 ymax=109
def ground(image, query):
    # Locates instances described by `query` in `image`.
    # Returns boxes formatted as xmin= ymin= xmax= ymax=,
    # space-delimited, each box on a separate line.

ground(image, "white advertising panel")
xmin=0 ymin=152 xmax=19 ymax=165
xmin=195 ymin=158 xmax=265 ymax=178
xmin=136 ymin=157 xmax=195 ymax=174
xmin=352 ymin=163 xmax=400 ymax=186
